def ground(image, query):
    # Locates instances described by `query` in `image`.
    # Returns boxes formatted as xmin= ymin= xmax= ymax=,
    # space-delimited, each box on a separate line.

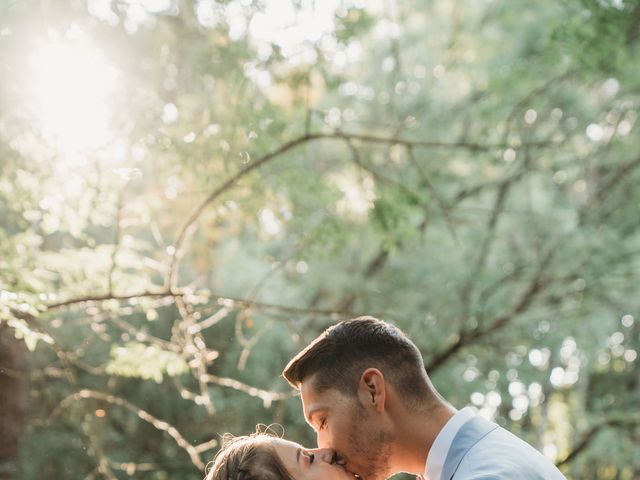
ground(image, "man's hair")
xmin=282 ymin=316 xmax=432 ymax=402
xmin=205 ymin=433 xmax=294 ymax=480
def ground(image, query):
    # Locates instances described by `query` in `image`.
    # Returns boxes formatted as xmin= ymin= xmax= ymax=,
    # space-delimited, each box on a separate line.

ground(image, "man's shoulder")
xmin=476 ymin=424 xmax=551 ymax=457
xmin=459 ymin=476 xmax=507 ymax=480
xmin=450 ymin=415 xmax=541 ymax=459
xmin=455 ymin=425 xmax=566 ymax=479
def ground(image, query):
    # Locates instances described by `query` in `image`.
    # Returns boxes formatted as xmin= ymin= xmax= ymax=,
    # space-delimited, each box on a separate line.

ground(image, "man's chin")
xmin=344 ymin=462 xmax=389 ymax=480
xmin=344 ymin=467 xmax=363 ymax=480
xmin=346 ymin=469 xmax=384 ymax=480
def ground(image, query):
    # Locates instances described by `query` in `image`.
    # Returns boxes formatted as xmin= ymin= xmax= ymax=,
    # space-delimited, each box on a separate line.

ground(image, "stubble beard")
xmin=347 ymin=407 xmax=393 ymax=480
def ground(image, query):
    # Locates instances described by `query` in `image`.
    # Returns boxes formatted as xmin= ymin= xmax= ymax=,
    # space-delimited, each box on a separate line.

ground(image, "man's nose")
xmin=306 ymin=447 xmax=337 ymax=464
xmin=316 ymin=431 xmax=330 ymax=449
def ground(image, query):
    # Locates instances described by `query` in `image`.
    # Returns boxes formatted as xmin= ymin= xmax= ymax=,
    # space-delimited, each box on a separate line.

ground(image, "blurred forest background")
xmin=1 ymin=0 xmax=639 ymax=479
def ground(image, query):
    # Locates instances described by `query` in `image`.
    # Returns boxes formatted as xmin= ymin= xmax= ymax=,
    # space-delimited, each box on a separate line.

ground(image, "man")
xmin=283 ymin=316 xmax=566 ymax=480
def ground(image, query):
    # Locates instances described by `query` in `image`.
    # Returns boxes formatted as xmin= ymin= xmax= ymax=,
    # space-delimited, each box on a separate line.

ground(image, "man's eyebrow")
xmin=296 ymin=447 xmax=301 ymax=465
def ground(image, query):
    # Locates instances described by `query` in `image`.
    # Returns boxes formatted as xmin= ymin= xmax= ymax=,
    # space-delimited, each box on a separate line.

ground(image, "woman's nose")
xmin=305 ymin=447 xmax=337 ymax=464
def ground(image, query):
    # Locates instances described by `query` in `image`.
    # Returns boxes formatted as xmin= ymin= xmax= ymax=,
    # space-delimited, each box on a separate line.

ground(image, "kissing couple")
xmin=206 ymin=317 xmax=566 ymax=480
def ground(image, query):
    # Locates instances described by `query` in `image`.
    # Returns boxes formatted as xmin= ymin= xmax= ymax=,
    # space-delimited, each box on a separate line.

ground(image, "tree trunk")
xmin=0 ymin=325 xmax=29 ymax=480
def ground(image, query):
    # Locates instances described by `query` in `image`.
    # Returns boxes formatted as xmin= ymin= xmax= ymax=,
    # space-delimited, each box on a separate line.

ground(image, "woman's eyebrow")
xmin=296 ymin=447 xmax=302 ymax=465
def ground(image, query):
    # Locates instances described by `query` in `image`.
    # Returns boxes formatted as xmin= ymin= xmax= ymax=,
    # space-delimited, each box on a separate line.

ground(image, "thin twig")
xmin=166 ymin=131 xmax=558 ymax=291
xmin=66 ymin=389 xmax=207 ymax=470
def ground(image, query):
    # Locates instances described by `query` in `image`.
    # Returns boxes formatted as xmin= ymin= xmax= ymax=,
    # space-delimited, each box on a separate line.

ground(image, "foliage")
xmin=106 ymin=342 xmax=189 ymax=383
xmin=0 ymin=0 xmax=639 ymax=479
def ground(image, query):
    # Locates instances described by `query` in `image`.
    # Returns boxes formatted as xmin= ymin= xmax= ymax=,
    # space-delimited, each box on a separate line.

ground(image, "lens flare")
xmin=29 ymin=40 xmax=118 ymax=153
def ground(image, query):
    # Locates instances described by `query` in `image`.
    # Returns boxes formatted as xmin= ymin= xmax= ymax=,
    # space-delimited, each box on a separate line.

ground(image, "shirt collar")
xmin=424 ymin=407 xmax=476 ymax=480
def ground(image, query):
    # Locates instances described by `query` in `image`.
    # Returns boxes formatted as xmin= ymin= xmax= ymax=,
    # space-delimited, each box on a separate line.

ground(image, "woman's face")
xmin=269 ymin=438 xmax=356 ymax=480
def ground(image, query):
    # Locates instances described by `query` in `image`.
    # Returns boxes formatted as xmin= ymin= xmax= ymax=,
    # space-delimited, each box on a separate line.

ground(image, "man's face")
xmin=300 ymin=376 xmax=392 ymax=480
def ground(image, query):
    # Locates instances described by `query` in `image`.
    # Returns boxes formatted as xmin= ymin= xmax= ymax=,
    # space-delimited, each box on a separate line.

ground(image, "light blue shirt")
xmin=426 ymin=407 xmax=476 ymax=480
xmin=423 ymin=409 xmax=567 ymax=480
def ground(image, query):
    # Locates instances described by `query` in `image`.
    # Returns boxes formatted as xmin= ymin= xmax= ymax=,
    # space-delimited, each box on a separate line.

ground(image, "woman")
xmin=205 ymin=432 xmax=356 ymax=480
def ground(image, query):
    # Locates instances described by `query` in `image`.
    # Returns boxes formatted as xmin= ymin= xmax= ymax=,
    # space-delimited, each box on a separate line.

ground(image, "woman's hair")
xmin=205 ymin=432 xmax=295 ymax=480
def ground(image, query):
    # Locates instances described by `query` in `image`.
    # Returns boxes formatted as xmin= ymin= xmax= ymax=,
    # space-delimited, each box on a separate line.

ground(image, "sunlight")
xmin=29 ymin=39 xmax=118 ymax=154
xmin=247 ymin=0 xmax=340 ymax=59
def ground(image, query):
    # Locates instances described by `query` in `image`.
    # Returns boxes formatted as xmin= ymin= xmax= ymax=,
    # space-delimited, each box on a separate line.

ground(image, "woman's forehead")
xmin=269 ymin=438 xmax=305 ymax=476
xmin=270 ymin=437 xmax=302 ymax=450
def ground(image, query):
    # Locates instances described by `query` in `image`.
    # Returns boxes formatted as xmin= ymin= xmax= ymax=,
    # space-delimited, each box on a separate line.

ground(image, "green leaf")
xmin=106 ymin=342 xmax=189 ymax=383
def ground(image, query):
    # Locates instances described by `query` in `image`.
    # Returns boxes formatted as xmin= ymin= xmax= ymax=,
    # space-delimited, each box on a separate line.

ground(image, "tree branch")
xmin=46 ymin=290 xmax=174 ymax=311
xmin=556 ymin=417 xmax=639 ymax=467
xmin=165 ymin=131 xmax=558 ymax=291
xmin=426 ymin=248 xmax=554 ymax=373
xmin=64 ymin=389 xmax=208 ymax=471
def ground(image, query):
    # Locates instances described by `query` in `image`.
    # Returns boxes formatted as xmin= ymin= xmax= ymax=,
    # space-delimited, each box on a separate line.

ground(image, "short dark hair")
xmin=205 ymin=433 xmax=294 ymax=480
xmin=282 ymin=316 xmax=431 ymax=402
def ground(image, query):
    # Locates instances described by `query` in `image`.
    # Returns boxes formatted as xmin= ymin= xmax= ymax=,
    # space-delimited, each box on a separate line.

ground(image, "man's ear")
xmin=357 ymin=368 xmax=386 ymax=413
